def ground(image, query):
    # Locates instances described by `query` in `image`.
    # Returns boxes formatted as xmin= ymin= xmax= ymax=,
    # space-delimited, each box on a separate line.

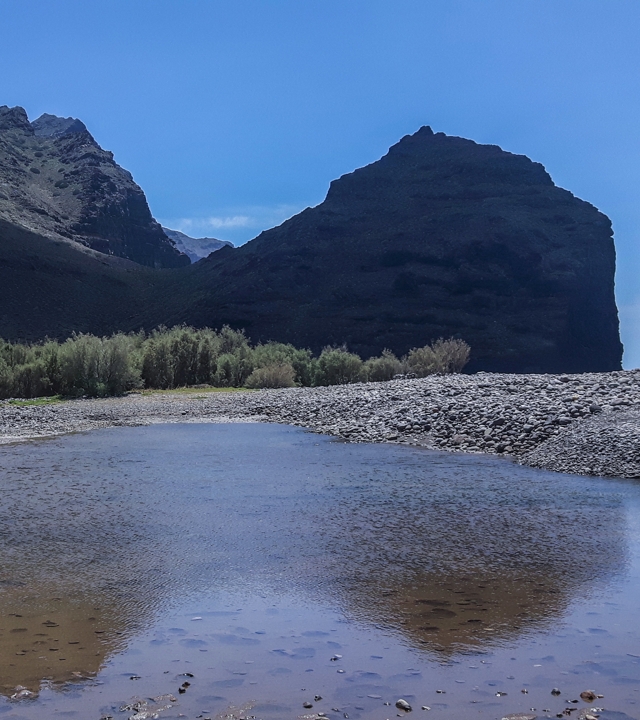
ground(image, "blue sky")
xmin=1 ymin=0 xmax=639 ymax=367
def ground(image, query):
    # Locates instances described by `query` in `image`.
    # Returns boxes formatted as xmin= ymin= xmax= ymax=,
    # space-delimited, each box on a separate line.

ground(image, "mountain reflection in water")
xmin=0 ymin=423 xmax=628 ymax=697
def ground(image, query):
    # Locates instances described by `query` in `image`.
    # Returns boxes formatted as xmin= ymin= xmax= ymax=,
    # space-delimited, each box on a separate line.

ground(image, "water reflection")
xmin=0 ymin=424 xmax=628 ymax=697
xmin=317 ymin=451 xmax=627 ymax=650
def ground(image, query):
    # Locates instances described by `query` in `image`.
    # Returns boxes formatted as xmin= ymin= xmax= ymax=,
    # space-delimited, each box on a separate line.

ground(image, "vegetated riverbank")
xmin=0 ymin=370 xmax=638 ymax=479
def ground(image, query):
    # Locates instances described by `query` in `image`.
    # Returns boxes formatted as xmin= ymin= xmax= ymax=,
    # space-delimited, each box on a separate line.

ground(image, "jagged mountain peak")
xmin=326 ymin=126 xmax=553 ymax=206
xmin=0 ymin=106 xmax=188 ymax=268
xmin=31 ymin=113 xmax=88 ymax=138
xmin=0 ymin=105 xmax=32 ymax=132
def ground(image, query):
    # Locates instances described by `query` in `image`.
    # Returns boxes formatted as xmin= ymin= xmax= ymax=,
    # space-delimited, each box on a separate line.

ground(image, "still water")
xmin=0 ymin=423 xmax=638 ymax=720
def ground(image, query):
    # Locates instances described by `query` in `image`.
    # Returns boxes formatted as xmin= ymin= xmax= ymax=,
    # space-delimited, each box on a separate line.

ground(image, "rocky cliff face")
xmin=0 ymin=106 xmax=188 ymax=268
xmin=189 ymin=127 xmax=622 ymax=372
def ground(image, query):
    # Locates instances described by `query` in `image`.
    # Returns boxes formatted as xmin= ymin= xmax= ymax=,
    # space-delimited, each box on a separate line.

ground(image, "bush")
xmin=315 ymin=346 xmax=364 ymax=386
xmin=140 ymin=325 xmax=251 ymax=389
xmin=58 ymin=333 xmax=141 ymax=396
xmin=12 ymin=360 xmax=51 ymax=398
xmin=0 ymin=356 xmax=14 ymax=398
xmin=406 ymin=345 xmax=439 ymax=377
xmin=431 ymin=337 xmax=470 ymax=373
xmin=214 ymin=347 xmax=254 ymax=387
xmin=170 ymin=328 xmax=200 ymax=387
xmin=245 ymin=363 xmax=297 ymax=389
xmin=100 ymin=334 xmax=141 ymax=395
xmin=58 ymin=334 xmax=104 ymax=396
xmin=0 ymin=327 xmax=470 ymax=399
xmin=218 ymin=325 xmax=250 ymax=355
xmin=252 ymin=342 xmax=315 ymax=386
xmin=141 ymin=332 xmax=175 ymax=389
xmin=363 ymin=349 xmax=403 ymax=382
xmin=407 ymin=337 xmax=470 ymax=376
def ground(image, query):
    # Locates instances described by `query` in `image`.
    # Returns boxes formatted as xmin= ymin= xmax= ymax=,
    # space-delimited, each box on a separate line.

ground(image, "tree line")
xmin=0 ymin=326 xmax=470 ymax=399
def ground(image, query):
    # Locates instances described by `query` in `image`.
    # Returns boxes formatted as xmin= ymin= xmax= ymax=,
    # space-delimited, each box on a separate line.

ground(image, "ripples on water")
xmin=0 ymin=423 xmax=638 ymax=719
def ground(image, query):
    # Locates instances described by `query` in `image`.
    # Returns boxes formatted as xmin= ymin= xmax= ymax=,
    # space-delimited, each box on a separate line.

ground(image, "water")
xmin=0 ymin=423 xmax=638 ymax=719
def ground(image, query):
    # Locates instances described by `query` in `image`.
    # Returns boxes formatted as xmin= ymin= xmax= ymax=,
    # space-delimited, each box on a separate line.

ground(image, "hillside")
xmin=0 ymin=106 xmax=188 ymax=268
xmin=0 ymin=218 xmax=167 ymax=341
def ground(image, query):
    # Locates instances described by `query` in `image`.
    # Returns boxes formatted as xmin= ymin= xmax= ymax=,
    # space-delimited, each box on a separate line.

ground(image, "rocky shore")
xmin=0 ymin=371 xmax=638 ymax=479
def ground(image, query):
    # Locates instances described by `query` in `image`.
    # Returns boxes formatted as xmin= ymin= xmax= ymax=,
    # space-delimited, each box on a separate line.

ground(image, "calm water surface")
xmin=0 ymin=423 xmax=639 ymax=720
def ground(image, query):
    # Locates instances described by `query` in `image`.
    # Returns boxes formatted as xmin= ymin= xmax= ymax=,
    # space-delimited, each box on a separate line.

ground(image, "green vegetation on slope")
xmin=0 ymin=325 xmax=469 ymax=399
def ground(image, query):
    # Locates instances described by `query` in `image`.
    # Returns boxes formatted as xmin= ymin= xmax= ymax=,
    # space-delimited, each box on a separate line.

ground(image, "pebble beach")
xmin=1 ymin=370 xmax=638 ymax=479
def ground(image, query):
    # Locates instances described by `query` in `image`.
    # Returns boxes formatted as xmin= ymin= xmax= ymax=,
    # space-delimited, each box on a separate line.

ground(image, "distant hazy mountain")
xmin=162 ymin=227 xmax=233 ymax=263
xmin=0 ymin=106 xmax=188 ymax=268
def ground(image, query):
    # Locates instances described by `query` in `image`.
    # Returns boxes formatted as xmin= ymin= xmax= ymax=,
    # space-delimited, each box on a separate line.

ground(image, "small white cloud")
xmin=620 ymin=300 xmax=640 ymax=370
xmin=162 ymin=215 xmax=251 ymax=232
xmin=203 ymin=215 xmax=252 ymax=229
xmin=159 ymin=204 xmax=304 ymax=243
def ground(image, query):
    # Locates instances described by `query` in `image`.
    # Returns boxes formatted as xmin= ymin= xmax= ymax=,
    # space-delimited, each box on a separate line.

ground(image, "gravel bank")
xmin=1 ymin=370 xmax=638 ymax=479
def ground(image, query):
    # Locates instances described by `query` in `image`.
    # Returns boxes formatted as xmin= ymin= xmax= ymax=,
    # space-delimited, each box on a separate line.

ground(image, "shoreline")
xmin=1 ymin=371 xmax=638 ymax=479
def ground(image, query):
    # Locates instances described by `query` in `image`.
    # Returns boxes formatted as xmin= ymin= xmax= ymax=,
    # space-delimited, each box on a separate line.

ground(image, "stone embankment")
xmin=0 ymin=370 xmax=638 ymax=479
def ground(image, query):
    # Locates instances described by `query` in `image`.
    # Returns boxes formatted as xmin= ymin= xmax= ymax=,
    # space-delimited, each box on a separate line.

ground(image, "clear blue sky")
xmin=1 ymin=0 xmax=639 ymax=367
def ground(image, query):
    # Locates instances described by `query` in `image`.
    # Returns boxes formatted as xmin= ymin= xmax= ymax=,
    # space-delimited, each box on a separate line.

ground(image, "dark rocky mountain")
xmin=182 ymin=127 xmax=622 ymax=372
xmin=162 ymin=227 xmax=233 ymax=263
xmin=0 ymin=121 xmax=623 ymax=372
xmin=0 ymin=106 xmax=188 ymax=268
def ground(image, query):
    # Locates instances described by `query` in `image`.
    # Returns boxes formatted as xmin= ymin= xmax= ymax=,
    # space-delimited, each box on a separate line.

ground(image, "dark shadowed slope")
xmin=0 ymin=106 xmax=188 ymax=269
xmin=0 ymin=218 xmax=166 ymax=341
xmin=182 ymin=127 xmax=622 ymax=372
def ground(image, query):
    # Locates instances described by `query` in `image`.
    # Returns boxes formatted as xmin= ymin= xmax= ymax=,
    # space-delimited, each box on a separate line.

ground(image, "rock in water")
xmin=191 ymin=126 xmax=622 ymax=372
xmin=0 ymin=105 xmax=188 ymax=268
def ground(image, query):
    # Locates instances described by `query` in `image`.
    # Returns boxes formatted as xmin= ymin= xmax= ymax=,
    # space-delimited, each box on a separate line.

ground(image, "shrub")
xmin=245 ymin=363 xmax=297 ymax=389
xmin=363 ymin=349 xmax=403 ymax=382
xmin=195 ymin=330 xmax=220 ymax=384
xmin=170 ymin=328 xmax=200 ymax=387
xmin=315 ymin=346 xmax=364 ymax=386
xmin=58 ymin=334 xmax=103 ymax=395
xmin=12 ymin=360 xmax=51 ymax=398
xmin=141 ymin=332 xmax=174 ymax=389
xmin=218 ymin=325 xmax=250 ymax=355
xmin=0 ymin=356 xmax=13 ymax=398
xmin=252 ymin=342 xmax=315 ymax=386
xmin=39 ymin=341 xmax=62 ymax=389
xmin=0 ymin=327 xmax=470 ymax=399
xmin=100 ymin=334 xmax=141 ymax=395
xmin=431 ymin=337 xmax=470 ymax=373
xmin=56 ymin=333 xmax=141 ymax=397
xmin=406 ymin=345 xmax=439 ymax=377
xmin=407 ymin=337 xmax=470 ymax=376
xmin=214 ymin=347 xmax=254 ymax=387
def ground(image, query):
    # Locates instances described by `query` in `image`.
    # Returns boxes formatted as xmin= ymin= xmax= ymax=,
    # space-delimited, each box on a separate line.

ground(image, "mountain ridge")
xmin=0 ymin=118 xmax=623 ymax=372
xmin=0 ymin=105 xmax=188 ymax=268
xmin=183 ymin=126 xmax=622 ymax=372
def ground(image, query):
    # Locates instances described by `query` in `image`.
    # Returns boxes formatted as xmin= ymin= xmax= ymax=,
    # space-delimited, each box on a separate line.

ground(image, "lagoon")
xmin=0 ymin=423 xmax=638 ymax=719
